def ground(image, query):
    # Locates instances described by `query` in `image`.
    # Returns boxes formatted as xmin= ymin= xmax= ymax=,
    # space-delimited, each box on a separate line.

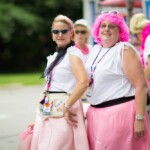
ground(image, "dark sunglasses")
xmin=75 ymin=30 xmax=87 ymax=34
xmin=51 ymin=29 xmax=71 ymax=34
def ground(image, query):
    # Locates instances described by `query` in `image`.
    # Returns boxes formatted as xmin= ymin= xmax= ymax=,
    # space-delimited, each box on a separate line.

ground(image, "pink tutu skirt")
xmin=30 ymin=100 xmax=89 ymax=150
xmin=86 ymin=100 xmax=150 ymax=150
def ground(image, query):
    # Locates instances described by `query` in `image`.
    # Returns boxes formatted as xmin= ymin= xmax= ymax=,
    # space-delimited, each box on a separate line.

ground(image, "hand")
xmin=28 ymin=122 xmax=35 ymax=130
xmin=134 ymin=119 xmax=145 ymax=141
xmin=63 ymin=106 xmax=78 ymax=127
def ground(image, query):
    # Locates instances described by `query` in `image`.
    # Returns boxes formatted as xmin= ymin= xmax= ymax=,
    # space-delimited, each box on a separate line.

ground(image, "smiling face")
xmin=52 ymin=22 xmax=73 ymax=48
xmin=99 ymin=20 xmax=120 ymax=47
xmin=74 ymin=25 xmax=89 ymax=45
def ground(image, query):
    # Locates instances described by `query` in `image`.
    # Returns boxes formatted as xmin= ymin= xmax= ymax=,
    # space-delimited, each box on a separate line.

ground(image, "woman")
xmin=74 ymin=19 xmax=92 ymax=63
xmin=28 ymin=15 xmax=89 ymax=150
xmin=130 ymin=13 xmax=150 ymax=105
xmin=74 ymin=19 xmax=93 ymax=104
xmin=85 ymin=11 xmax=150 ymax=150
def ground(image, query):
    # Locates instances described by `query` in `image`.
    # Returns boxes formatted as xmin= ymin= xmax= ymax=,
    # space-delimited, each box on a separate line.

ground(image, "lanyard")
xmin=89 ymin=46 xmax=112 ymax=85
xmin=46 ymin=57 xmax=63 ymax=91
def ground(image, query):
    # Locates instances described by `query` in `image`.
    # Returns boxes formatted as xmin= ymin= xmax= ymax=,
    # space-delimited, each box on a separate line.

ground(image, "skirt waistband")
xmin=91 ymin=96 xmax=135 ymax=108
xmin=46 ymin=91 xmax=67 ymax=94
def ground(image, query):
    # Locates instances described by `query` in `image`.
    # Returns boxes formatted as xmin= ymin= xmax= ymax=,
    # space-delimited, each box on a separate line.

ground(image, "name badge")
xmin=43 ymin=97 xmax=52 ymax=115
xmin=86 ymin=84 xmax=93 ymax=101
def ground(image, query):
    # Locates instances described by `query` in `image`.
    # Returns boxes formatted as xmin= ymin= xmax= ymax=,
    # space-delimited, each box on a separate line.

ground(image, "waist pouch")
xmin=37 ymin=91 xmax=69 ymax=118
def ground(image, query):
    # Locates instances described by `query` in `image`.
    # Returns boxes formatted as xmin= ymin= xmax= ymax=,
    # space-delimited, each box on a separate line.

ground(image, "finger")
xmin=70 ymin=118 xmax=78 ymax=124
xmin=67 ymin=116 xmax=78 ymax=127
xmin=140 ymin=131 xmax=145 ymax=137
xmin=135 ymin=132 xmax=141 ymax=141
xmin=135 ymin=132 xmax=138 ymax=141
xmin=70 ymin=112 xmax=77 ymax=116
xmin=136 ymin=131 xmax=145 ymax=140
xmin=67 ymin=118 xmax=74 ymax=126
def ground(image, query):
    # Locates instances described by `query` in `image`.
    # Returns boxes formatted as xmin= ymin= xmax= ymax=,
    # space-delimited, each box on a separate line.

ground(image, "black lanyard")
xmin=89 ymin=46 xmax=112 ymax=85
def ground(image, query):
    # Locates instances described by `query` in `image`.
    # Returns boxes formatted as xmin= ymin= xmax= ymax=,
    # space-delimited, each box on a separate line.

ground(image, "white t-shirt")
xmin=45 ymin=46 xmax=90 ymax=94
xmin=143 ymin=35 xmax=150 ymax=66
xmin=84 ymin=44 xmax=93 ymax=63
xmin=85 ymin=42 xmax=137 ymax=105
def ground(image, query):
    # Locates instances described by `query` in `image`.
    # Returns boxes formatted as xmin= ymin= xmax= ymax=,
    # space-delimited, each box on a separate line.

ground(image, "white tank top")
xmin=85 ymin=42 xmax=137 ymax=105
xmin=45 ymin=46 xmax=91 ymax=94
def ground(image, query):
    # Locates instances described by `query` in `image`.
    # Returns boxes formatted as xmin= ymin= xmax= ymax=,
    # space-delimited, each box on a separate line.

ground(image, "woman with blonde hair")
xmin=130 ymin=13 xmax=150 ymax=81
xmin=74 ymin=19 xmax=92 ymax=63
xmin=26 ymin=15 xmax=90 ymax=150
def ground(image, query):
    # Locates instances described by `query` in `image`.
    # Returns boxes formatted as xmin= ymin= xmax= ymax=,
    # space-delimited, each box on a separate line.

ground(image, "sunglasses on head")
xmin=75 ymin=30 xmax=87 ymax=34
xmin=101 ymin=10 xmax=119 ymax=15
xmin=51 ymin=29 xmax=71 ymax=34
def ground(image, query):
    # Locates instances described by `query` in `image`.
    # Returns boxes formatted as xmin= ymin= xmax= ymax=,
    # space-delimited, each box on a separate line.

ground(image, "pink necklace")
xmin=75 ymin=44 xmax=89 ymax=55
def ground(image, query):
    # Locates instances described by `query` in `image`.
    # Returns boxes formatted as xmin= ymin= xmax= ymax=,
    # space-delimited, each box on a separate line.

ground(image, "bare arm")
xmin=145 ymin=56 xmax=150 ymax=80
xmin=122 ymin=46 xmax=147 ymax=140
xmin=67 ymin=54 xmax=89 ymax=106
xmin=63 ymin=54 xmax=89 ymax=126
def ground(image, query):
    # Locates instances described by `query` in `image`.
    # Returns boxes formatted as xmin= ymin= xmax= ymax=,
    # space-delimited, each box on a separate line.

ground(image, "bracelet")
xmin=135 ymin=114 xmax=145 ymax=120
xmin=63 ymin=101 xmax=71 ymax=109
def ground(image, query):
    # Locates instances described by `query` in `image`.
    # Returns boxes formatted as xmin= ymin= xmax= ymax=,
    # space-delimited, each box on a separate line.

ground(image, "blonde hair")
xmin=52 ymin=15 xmax=73 ymax=29
xmin=130 ymin=13 xmax=150 ymax=34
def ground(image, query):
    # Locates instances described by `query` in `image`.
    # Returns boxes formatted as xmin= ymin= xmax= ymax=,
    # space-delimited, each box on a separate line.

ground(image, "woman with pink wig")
xmin=85 ymin=11 xmax=150 ymax=150
xmin=24 ymin=15 xmax=90 ymax=150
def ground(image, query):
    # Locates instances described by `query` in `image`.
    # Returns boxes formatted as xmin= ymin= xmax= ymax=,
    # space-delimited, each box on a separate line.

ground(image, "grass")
xmin=0 ymin=73 xmax=45 ymax=86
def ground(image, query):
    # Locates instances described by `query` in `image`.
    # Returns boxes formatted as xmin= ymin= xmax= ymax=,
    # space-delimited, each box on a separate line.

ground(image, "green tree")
xmin=0 ymin=0 xmax=82 ymax=72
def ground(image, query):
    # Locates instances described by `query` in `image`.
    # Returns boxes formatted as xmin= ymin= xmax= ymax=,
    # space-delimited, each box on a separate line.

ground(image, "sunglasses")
xmin=101 ymin=10 xmax=119 ymax=15
xmin=75 ymin=30 xmax=87 ymax=34
xmin=100 ymin=24 xmax=117 ymax=29
xmin=51 ymin=29 xmax=71 ymax=34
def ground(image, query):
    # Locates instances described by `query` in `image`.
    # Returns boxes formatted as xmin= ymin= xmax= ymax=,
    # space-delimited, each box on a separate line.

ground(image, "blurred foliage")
xmin=0 ymin=0 xmax=83 ymax=72
xmin=0 ymin=73 xmax=45 ymax=85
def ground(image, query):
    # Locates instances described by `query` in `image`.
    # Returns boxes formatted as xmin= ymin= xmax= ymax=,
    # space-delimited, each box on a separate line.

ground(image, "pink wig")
xmin=141 ymin=23 xmax=150 ymax=50
xmin=92 ymin=12 xmax=130 ymax=45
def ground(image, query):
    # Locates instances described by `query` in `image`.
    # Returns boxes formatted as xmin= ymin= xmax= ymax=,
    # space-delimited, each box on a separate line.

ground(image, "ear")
xmin=70 ymin=29 xmax=74 ymax=40
xmin=70 ymin=29 xmax=74 ymax=36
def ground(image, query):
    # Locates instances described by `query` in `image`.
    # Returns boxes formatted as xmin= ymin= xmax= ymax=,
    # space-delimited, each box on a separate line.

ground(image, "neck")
xmin=102 ymin=40 xmax=119 ymax=48
xmin=76 ymin=42 xmax=86 ymax=49
xmin=75 ymin=43 xmax=89 ymax=55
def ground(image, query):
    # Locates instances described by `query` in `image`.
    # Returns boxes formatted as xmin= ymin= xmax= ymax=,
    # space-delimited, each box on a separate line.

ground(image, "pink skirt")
xmin=30 ymin=100 xmax=89 ymax=150
xmin=86 ymin=100 xmax=150 ymax=150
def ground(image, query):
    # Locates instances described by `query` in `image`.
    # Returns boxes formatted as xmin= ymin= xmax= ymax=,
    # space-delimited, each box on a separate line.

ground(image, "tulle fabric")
xmin=86 ymin=100 xmax=150 ymax=150
xmin=30 ymin=100 xmax=89 ymax=150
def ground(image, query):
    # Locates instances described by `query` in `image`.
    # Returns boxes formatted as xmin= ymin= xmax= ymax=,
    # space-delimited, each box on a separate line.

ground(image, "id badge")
xmin=86 ymin=84 xmax=93 ymax=101
xmin=43 ymin=97 xmax=51 ymax=115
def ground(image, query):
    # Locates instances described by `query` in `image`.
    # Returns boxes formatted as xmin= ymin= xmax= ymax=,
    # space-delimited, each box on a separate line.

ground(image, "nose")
xmin=105 ymin=26 xmax=109 ymax=30
xmin=58 ymin=32 xmax=63 ymax=36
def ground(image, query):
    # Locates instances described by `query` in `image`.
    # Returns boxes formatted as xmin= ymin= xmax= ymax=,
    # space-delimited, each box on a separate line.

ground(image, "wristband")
xmin=63 ymin=101 xmax=71 ymax=109
xmin=135 ymin=114 xmax=144 ymax=120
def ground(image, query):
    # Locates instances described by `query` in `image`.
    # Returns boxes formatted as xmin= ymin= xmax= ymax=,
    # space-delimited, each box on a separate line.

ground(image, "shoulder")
xmin=116 ymin=42 xmax=139 ymax=56
xmin=87 ymin=44 xmax=93 ymax=49
xmin=67 ymin=46 xmax=84 ymax=61
xmin=93 ymin=44 xmax=101 ymax=49
xmin=46 ymin=52 xmax=57 ymax=61
xmin=67 ymin=46 xmax=81 ymax=54
xmin=46 ymin=52 xmax=57 ymax=66
xmin=145 ymin=35 xmax=150 ymax=45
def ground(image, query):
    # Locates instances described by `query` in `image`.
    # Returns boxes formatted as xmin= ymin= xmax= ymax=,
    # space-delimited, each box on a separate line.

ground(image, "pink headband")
xmin=55 ymin=15 xmax=73 ymax=29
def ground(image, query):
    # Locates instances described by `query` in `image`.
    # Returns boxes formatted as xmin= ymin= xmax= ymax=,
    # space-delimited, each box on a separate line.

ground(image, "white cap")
xmin=74 ymin=19 xmax=90 ymax=28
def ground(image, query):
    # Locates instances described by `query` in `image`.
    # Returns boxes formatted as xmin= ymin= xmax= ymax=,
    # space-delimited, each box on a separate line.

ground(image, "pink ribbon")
xmin=18 ymin=127 xmax=33 ymax=140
